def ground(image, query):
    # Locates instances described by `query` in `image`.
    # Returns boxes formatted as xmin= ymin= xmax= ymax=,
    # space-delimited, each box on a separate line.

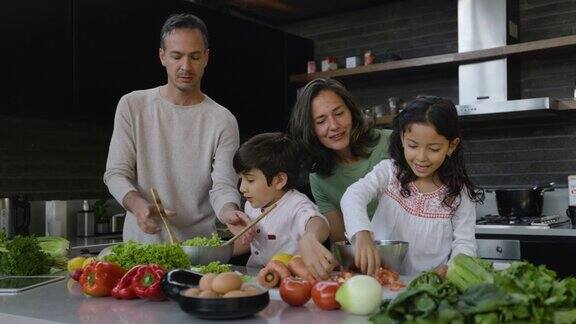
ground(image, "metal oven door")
xmin=477 ymin=239 xmax=521 ymax=263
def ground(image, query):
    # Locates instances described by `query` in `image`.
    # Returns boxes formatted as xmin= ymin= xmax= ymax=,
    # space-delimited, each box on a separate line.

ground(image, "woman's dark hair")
xmin=160 ymin=13 xmax=209 ymax=49
xmin=288 ymin=77 xmax=378 ymax=176
xmin=389 ymin=96 xmax=483 ymax=209
xmin=233 ymin=132 xmax=300 ymax=190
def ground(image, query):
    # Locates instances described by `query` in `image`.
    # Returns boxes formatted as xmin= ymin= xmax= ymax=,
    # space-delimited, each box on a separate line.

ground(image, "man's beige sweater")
xmin=104 ymin=87 xmax=240 ymax=243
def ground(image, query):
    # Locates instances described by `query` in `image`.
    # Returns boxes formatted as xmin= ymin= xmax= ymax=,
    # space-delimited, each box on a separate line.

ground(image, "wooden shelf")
xmin=290 ymin=35 xmax=576 ymax=84
xmin=373 ymin=100 xmax=576 ymax=126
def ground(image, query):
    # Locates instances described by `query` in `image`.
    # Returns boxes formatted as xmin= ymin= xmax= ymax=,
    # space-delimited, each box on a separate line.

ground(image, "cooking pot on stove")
xmin=492 ymin=182 xmax=555 ymax=219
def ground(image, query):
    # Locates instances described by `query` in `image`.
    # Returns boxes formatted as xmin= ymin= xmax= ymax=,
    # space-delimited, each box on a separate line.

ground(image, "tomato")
xmin=279 ymin=277 xmax=312 ymax=306
xmin=311 ymin=280 xmax=340 ymax=310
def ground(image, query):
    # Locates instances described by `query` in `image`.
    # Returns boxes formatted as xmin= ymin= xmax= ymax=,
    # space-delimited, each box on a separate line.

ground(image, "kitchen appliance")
xmin=457 ymin=0 xmax=556 ymax=116
xmin=476 ymin=214 xmax=572 ymax=229
xmin=110 ymin=213 xmax=125 ymax=233
xmin=493 ymin=183 xmax=555 ymax=219
xmin=0 ymin=195 xmax=31 ymax=238
xmin=77 ymin=200 xmax=94 ymax=237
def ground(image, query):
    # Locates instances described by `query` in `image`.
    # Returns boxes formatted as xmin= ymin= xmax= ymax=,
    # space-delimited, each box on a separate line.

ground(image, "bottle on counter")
xmin=77 ymin=200 xmax=95 ymax=237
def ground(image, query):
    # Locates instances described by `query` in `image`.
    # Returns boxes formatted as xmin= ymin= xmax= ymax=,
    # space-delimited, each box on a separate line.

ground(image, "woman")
xmin=288 ymin=78 xmax=392 ymax=243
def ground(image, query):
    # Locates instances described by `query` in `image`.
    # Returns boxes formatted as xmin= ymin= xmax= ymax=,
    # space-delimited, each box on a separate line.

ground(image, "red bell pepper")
xmin=111 ymin=265 xmax=145 ymax=299
xmin=79 ymin=261 xmax=126 ymax=297
xmin=131 ymin=264 xmax=167 ymax=301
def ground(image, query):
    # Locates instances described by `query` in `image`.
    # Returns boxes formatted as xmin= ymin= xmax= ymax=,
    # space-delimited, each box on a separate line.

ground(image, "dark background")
xmin=0 ymin=0 xmax=312 ymax=200
xmin=1 ymin=0 xmax=576 ymax=200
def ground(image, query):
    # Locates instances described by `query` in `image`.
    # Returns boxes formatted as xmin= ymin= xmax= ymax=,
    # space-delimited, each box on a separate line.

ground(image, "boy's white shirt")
xmin=244 ymin=189 xmax=328 ymax=268
xmin=341 ymin=159 xmax=477 ymax=275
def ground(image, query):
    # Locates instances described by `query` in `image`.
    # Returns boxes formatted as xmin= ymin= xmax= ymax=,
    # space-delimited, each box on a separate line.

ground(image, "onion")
xmin=335 ymin=275 xmax=382 ymax=315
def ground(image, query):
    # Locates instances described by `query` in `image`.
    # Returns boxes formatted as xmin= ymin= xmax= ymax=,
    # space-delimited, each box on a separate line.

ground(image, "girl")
xmin=341 ymin=96 xmax=483 ymax=276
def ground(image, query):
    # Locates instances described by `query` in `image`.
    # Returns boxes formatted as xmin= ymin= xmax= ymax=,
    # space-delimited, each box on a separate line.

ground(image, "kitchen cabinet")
xmin=1 ymin=0 xmax=313 ymax=136
xmin=0 ymin=0 xmax=72 ymax=120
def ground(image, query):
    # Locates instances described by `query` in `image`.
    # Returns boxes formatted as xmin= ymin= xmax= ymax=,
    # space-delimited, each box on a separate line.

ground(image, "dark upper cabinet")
xmin=0 ymin=0 xmax=72 ymax=119
xmin=1 ymin=0 xmax=313 ymax=137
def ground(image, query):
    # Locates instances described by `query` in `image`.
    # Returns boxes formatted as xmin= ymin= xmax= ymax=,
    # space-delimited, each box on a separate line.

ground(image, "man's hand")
xmin=123 ymin=191 xmax=176 ymax=234
xmin=220 ymin=209 xmax=255 ymax=245
xmin=298 ymin=233 xmax=336 ymax=280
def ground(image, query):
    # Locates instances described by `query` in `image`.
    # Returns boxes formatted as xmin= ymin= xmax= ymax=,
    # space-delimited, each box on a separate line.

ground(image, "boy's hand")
xmin=298 ymin=233 xmax=336 ymax=280
xmin=220 ymin=210 xmax=255 ymax=245
xmin=354 ymin=231 xmax=380 ymax=276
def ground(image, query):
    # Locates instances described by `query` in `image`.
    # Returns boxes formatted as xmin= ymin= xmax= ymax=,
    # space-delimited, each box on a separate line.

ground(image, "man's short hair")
xmin=233 ymin=133 xmax=301 ymax=190
xmin=160 ymin=13 xmax=209 ymax=49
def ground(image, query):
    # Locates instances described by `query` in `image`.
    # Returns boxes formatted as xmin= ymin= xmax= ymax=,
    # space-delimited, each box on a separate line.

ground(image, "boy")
xmin=232 ymin=132 xmax=335 ymax=280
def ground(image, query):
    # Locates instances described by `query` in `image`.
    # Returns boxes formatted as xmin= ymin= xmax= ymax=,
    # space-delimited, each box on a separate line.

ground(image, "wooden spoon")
xmin=222 ymin=203 xmax=277 ymax=246
xmin=150 ymin=188 xmax=179 ymax=245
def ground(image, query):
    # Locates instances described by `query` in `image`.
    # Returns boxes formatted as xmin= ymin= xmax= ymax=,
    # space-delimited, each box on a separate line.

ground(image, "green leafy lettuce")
xmin=181 ymin=233 xmax=223 ymax=247
xmin=103 ymin=241 xmax=191 ymax=270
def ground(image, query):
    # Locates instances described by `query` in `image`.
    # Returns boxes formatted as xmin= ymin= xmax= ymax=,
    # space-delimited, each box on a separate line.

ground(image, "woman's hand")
xmin=298 ymin=233 xmax=336 ymax=280
xmin=354 ymin=231 xmax=380 ymax=276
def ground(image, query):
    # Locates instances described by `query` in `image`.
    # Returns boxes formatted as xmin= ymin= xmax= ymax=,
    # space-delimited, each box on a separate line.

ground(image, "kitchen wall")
xmin=281 ymin=0 xmax=576 ymax=188
xmin=0 ymin=116 xmax=111 ymax=201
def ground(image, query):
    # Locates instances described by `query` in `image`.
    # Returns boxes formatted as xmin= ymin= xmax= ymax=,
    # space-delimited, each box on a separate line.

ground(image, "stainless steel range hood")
xmin=456 ymin=0 xmax=553 ymax=116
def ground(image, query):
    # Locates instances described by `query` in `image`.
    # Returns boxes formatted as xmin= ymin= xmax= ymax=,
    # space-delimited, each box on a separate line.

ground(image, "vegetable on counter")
xmin=369 ymin=254 xmax=576 ymax=323
xmin=131 ymin=264 xmax=167 ymax=301
xmin=36 ymin=236 xmax=70 ymax=271
xmin=102 ymin=241 xmax=190 ymax=270
xmin=181 ymin=233 xmax=223 ymax=247
xmin=287 ymin=256 xmax=314 ymax=282
xmin=191 ymin=261 xmax=231 ymax=274
xmin=0 ymin=234 xmax=51 ymax=276
xmin=111 ymin=265 xmax=145 ymax=300
xmin=446 ymin=253 xmax=494 ymax=292
xmin=80 ymin=261 xmax=126 ymax=297
xmin=336 ymin=275 xmax=382 ymax=315
xmin=257 ymin=260 xmax=291 ymax=288
xmin=311 ymin=280 xmax=341 ymax=310
xmin=279 ymin=276 xmax=313 ymax=307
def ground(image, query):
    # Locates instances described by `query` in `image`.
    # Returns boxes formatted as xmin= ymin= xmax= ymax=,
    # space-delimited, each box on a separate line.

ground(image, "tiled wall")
xmin=282 ymin=0 xmax=576 ymax=188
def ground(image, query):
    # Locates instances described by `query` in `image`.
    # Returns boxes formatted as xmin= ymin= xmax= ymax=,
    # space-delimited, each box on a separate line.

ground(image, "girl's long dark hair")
xmin=389 ymin=96 xmax=484 ymax=209
xmin=288 ymin=78 xmax=378 ymax=176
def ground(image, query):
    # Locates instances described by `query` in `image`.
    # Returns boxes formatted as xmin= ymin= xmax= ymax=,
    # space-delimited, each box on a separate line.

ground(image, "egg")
xmin=198 ymin=290 xmax=219 ymax=298
xmin=211 ymin=272 xmax=243 ymax=294
xmin=199 ymin=273 xmax=217 ymax=291
xmin=223 ymin=290 xmax=248 ymax=298
xmin=241 ymin=285 xmax=262 ymax=296
xmin=181 ymin=287 xmax=201 ymax=297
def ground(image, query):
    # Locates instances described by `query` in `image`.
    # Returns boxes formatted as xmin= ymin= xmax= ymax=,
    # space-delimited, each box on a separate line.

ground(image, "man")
xmin=104 ymin=14 xmax=251 ymax=243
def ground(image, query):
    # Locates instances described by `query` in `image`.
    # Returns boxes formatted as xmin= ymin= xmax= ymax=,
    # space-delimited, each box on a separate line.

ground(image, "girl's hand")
xmin=298 ymin=233 xmax=336 ymax=280
xmin=434 ymin=264 xmax=448 ymax=278
xmin=354 ymin=231 xmax=380 ymax=276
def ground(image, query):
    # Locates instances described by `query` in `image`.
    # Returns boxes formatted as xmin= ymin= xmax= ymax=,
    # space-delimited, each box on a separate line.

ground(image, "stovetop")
xmin=476 ymin=214 xmax=572 ymax=228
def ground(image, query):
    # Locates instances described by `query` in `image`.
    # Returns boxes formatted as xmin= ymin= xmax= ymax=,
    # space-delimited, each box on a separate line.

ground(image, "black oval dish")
xmin=160 ymin=269 xmax=202 ymax=300
xmin=177 ymin=290 xmax=270 ymax=320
